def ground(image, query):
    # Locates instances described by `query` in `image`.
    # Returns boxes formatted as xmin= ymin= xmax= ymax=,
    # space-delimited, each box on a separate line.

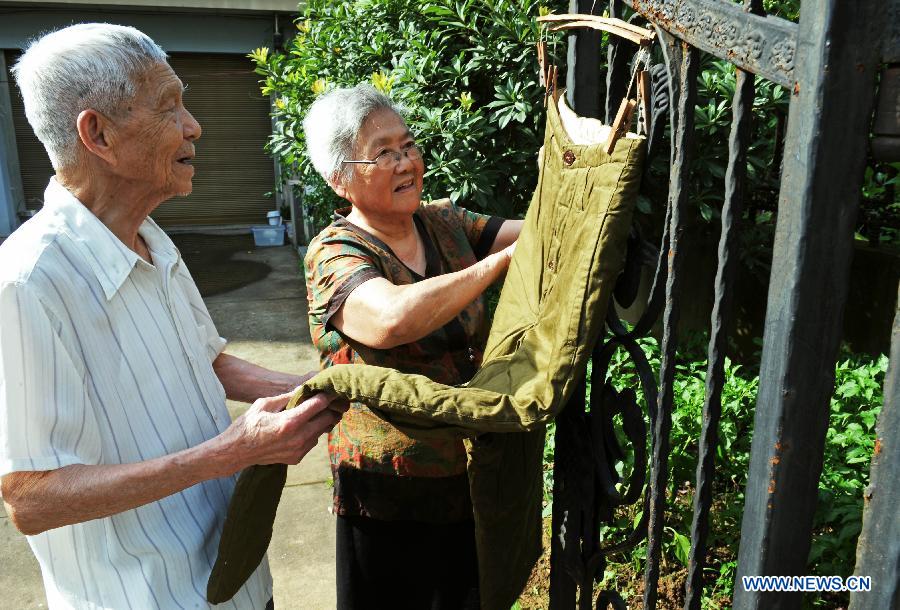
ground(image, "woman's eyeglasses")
xmin=342 ymin=143 xmax=422 ymax=171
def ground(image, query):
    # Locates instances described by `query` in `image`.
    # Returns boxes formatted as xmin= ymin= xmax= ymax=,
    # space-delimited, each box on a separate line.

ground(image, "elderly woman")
xmin=0 ymin=23 xmax=344 ymax=609
xmin=303 ymin=83 xmax=523 ymax=609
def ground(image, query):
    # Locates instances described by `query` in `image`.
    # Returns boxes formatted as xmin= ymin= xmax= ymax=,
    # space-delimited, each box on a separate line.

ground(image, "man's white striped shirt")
xmin=0 ymin=179 xmax=272 ymax=609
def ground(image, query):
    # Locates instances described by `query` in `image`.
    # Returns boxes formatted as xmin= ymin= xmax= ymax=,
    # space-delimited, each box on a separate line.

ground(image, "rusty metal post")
xmin=733 ymin=2 xmax=885 ymax=608
xmin=850 ymin=282 xmax=900 ymax=609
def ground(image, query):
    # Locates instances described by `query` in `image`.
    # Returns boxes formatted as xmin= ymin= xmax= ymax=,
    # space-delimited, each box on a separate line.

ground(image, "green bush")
xmin=544 ymin=339 xmax=886 ymax=607
xmin=250 ymin=0 xmax=569 ymax=227
xmin=810 ymin=355 xmax=887 ymax=578
xmin=761 ymin=0 xmax=801 ymax=21
xmin=252 ymin=0 xmax=898 ymax=247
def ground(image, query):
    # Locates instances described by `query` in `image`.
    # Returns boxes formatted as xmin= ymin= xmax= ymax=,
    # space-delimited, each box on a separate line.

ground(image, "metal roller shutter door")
xmin=155 ymin=53 xmax=275 ymax=227
xmin=6 ymin=49 xmax=53 ymax=213
xmin=5 ymin=51 xmax=275 ymax=227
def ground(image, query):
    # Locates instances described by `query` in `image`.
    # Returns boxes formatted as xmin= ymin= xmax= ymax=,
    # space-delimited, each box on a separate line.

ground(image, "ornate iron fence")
xmin=549 ymin=0 xmax=896 ymax=608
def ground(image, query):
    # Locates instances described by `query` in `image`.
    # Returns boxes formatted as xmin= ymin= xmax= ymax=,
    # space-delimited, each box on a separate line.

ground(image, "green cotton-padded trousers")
xmin=207 ymin=92 xmax=646 ymax=609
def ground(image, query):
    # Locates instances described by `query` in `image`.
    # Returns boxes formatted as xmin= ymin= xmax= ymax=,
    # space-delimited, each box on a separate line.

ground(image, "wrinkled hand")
xmin=225 ymin=390 xmax=346 ymax=469
xmin=501 ymin=241 xmax=517 ymax=266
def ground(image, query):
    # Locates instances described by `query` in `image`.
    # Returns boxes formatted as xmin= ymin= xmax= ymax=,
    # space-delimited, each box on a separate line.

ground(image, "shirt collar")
xmin=140 ymin=215 xmax=182 ymax=271
xmin=43 ymin=178 xmax=180 ymax=300
xmin=332 ymin=206 xmax=441 ymax=278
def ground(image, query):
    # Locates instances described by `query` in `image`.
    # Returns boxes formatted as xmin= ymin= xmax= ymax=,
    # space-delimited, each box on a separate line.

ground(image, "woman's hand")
xmin=501 ymin=241 xmax=517 ymax=263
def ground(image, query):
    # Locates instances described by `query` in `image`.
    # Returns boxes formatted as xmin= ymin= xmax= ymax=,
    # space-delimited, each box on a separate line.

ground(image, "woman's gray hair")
xmin=11 ymin=23 xmax=168 ymax=170
xmin=303 ymin=83 xmax=406 ymax=183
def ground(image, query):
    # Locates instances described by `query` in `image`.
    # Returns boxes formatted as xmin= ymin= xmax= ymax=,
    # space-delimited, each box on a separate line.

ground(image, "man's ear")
xmin=75 ymin=109 xmax=117 ymax=166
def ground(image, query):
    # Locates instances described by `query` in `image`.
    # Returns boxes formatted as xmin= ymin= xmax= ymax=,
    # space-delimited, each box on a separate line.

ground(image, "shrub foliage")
xmin=251 ymin=0 xmax=568 ymax=225
xmin=547 ymin=340 xmax=887 ymax=607
xmin=252 ymin=0 xmax=897 ymax=243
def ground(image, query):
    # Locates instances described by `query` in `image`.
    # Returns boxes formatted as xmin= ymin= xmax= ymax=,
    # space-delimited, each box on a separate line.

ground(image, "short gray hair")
xmin=303 ymin=83 xmax=406 ymax=183
xmin=11 ymin=23 xmax=168 ymax=170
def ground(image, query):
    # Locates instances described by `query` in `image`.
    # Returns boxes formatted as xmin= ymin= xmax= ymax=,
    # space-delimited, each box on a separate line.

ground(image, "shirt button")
xmin=548 ymin=260 xmax=555 ymax=271
xmin=563 ymin=150 xmax=576 ymax=165
xmin=467 ymin=348 xmax=477 ymax=362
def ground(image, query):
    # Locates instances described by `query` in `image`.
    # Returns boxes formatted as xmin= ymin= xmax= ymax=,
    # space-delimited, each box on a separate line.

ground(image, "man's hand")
xmin=222 ymin=390 xmax=348 ymax=469
xmin=1 ymin=388 xmax=348 ymax=535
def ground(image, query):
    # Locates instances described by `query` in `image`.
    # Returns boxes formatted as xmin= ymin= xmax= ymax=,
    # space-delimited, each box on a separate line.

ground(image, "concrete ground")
xmin=0 ymin=238 xmax=337 ymax=609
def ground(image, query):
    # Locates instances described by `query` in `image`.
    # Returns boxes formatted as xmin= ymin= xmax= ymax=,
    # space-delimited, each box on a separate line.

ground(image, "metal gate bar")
xmin=624 ymin=0 xmax=797 ymax=88
xmin=643 ymin=40 xmax=697 ymax=610
xmin=550 ymin=0 xmax=891 ymax=607
xmin=851 ymin=284 xmax=900 ymax=609
xmin=733 ymin=3 xmax=883 ymax=607
xmin=683 ymin=3 xmax=761 ymax=608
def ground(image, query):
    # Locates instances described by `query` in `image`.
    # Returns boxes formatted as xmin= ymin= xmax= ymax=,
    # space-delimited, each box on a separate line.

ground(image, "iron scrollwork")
xmin=622 ymin=0 xmax=798 ymax=88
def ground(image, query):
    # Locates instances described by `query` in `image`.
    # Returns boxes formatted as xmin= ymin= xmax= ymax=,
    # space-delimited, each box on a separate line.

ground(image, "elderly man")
xmin=0 ymin=23 xmax=344 ymax=609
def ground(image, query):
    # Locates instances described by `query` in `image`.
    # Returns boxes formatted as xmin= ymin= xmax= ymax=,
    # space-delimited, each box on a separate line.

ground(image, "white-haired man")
xmin=0 ymin=23 xmax=345 ymax=609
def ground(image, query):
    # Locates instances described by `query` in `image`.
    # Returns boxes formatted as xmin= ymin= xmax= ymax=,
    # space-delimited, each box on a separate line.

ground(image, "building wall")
xmin=0 ymin=3 xmax=291 ymax=235
xmin=0 ymin=8 xmax=282 ymax=53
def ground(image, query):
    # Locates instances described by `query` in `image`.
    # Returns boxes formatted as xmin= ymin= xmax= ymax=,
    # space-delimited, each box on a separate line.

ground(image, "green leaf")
xmin=669 ymin=528 xmax=692 ymax=567
xmin=837 ymin=380 xmax=860 ymax=397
